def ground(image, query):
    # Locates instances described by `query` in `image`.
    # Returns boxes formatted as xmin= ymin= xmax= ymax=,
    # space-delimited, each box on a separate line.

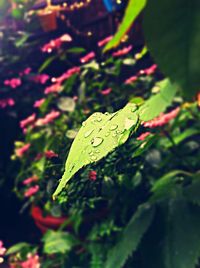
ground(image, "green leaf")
xmin=139 ymin=79 xmax=177 ymax=121
xmin=53 ymin=103 xmax=139 ymax=198
xmin=6 ymin=242 xmax=30 ymax=255
xmin=66 ymin=47 xmax=86 ymax=54
xmin=105 ymin=204 xmax=155 ymax=268
xmin=104 ymin=0 xmax=147 ymax=51
xmin=42 ymin=230 xmax=78 ymax=254
xmin=143 ymin=0 xmax=200 ymax=98
xmin=163 ymin=199 xmax=200 ymax=268
xmin=39 ymin=55 xmax=57 ymax=73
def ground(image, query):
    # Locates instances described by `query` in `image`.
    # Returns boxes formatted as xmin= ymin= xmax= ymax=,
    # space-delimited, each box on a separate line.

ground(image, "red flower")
xmin=32 ymin=74 xmax=49 ymax=84
xmin=24 ymin=185 xmax=39 ymax=198
xmin=98 ymin=35 xmax=113 ymax=47
xmin=23 ymin=175 xmax=38 ymax=185
xmin=112 ymin=45 xmax=133 ymax=57
xmin=139 ymin=64 xmax=157 ymax=76
xmin=100 ymin=88 xmax=112 ymax=95
xmin=124 ymin=75 xmax=138 ymax=85
xmin=41 ymin=34 xmax=72 ymax=53
xmin=4 ymin=78 xmax=21 ymax=88
xmin=35 ymin=110 xmax=60 ymax=126
xmin=143 ymin=107 xmax=180 ymax=128
xmin=0 ymin=98 xmax=15 ymax=108
xmin=34 ymin=98 xmax=45 ymax=108
xmin=20 ymin=113 xmax=36 ymax=129
xmin=89 ymin=171 xmax=97 ymax=181
xmin=80 ymin=52 xmax=95 ymax=63
xmin=45 ymin=150 xmax=58 ymax=159
xmin=15 ymin=143 xmax=31 ymax=158
xmin=137 ymin=132 xmax=151 ymax=141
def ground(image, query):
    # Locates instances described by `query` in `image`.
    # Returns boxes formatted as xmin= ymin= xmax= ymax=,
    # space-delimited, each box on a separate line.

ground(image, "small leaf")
xmin=6 ymin=242 xmax=30 ymax=255
xmin=104 ymin=0 xmax=147 ymax=51
xmin=53 ymin=103 xmax=139 ymax=198
xmin=42 ymin=230 xmax=78 ymax=254
xmin=67 ymin=47 xmax=86 ymax=54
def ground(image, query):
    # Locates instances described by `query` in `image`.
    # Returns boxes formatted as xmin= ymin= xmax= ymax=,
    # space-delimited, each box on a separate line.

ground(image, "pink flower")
xmin=80 ymin=51 xmax=95 ymax=63
xmin=41 ymin=34 xmax=72 ymax=53
xmin=0 ymin=98 xmax=15 ymax=109
xmin=139 ymin=64 xmax=157 ymax=76
xmin=20 ymin=113 xmax=36 ymax=129
xmin=143 ymin=107 xmax=180 ymax=128
xmin=20 ymin=254 xmax=40 ymax=268
xmin=44 ymin=83 xmax=61 ymax=94
xmin=98 ymin=35 xmax=113 ymax=47
xmin=32 ymin=74 xmax=49 ymax=84
xmin=100 ymin=88 xmax=112 ymax=95
xmin=20 ymin=67 xmax=32 ymax=76
xmin=124 ymin=75 xmax=138 ymax=85
xmin=23 ymin=175 xmax=38 ymax=185
xmin=24 ymin=185 xmax=39 ymax=198
xmin=0 ymin=240 xmax=6 ymax=264
xmin=4 ymin=78 xmax=21 ymax=88
xmin=35 ymin=110 xmax=60 ymax=126
xmin=15 ymin=143 xmax=31 ymax=158
xmin=57 ymin=67 xmax=80 ymax=84
xmin=112 ymin=45 xmax=133 ymax=57
xmin=137 ymin=132 xmax=151 ymax=141
xmin=34 ymin=98 xmax=45 ymax=108
xmin=89 ymin=171 xmax=97 ymax=181
xmin=45 ymin=150 xmax=58 ymax=159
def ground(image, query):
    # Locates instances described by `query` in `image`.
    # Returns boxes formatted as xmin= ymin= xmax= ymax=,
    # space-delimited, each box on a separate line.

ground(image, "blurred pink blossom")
xmin=0 ymin=98 xmax=15 ymax=108
xmin=143 ymin=107 xmax=180 ymax=128
xmin=19 ymin=67 xmax=32 ymax=76
xmin=16 ymin=143 xmax=31 ymax=158
xmin=41 ymin=34 xmax=72 ymax=53
xmin=124 ymin=75 xmax=138 ymax=85
xmin=32 ymin=74 xmax=49 ymax=84
xmin=44 ymin=83 xmax=61 ymax=94
xmin=4 ymin=78 xmax=21 ymax=88
xmin=80 ymin=51 xmax=95 ymax=63
xmin=34 ymin=98 xmax=45 ymax=108
xmin=0 ymin=240 xmax=6 ymax=264
xmin=23 ymin=175 xmax=38 ymax=185
xmin=35 ymin=110 xmax=60 ymax=126
xmin=139 ymin=64 xmax=157 ymax=75
xmin=45 ymin=150 xmax=58 ymax=159
xmin=137 ymin=132 xmax=151 ymax=141
xmin=112 ymin=45 xmax=133 ymax=57
xmin=98 ymin=35 xmax=113 ymax=47
xmin=24 ymin=185 xmax=39 ymax=198
xmin=20 ymin=113 xmax=36 ymax=129
xmin=101 ymin=88 xmax=112 ymax=95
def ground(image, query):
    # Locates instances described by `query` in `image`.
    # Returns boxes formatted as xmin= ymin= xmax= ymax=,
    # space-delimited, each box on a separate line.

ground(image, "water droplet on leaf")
xmin=110 ymin=124 xmax=118 ymax=131
xmin=84 ymin=129 xmax=94 ymax=138
xmin=91 ymin=137 xmax=104 ymax=147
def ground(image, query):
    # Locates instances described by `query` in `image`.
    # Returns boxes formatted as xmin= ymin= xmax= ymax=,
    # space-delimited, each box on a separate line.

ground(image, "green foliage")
xmin=6 ymin=242 xmax=31 ymax=256
xmin=42 ymin=230 xmax=78 ymax=254
xmin=105 ymin=204 xmax=155 ymax=268
xmin=144 ymin=0 xmax=200 ymax=98
xmin=104 ymin=0 xmax=147 ymax=51
xmin=139 ymin=79 xmax=177 ymax=121
xmin=162 ymin=200 xmax=200 ymax=268
xmin=53 ymin=103 xmax=140 ymax=198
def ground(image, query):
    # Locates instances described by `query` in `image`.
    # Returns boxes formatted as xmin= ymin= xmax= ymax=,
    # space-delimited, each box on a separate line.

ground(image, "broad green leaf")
xmin=105 ymin=204 xmax=155 ymax=268
xmin=139 ymin=79 xmax=177 ymax=121
xmin=184 ymin=175 xmax=200 ymax=206
xmin=53 ymin=103 xmax=139 ymax=198
xmin=42 ymin=230 xmax=78 ymax=254
xmin=104 ymin=0 xmax=147 ymax=51
xmin=163 ymin=199 xmax=200 ymax=268
xmin=143 ymin=0 xmax=200 ymax=98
